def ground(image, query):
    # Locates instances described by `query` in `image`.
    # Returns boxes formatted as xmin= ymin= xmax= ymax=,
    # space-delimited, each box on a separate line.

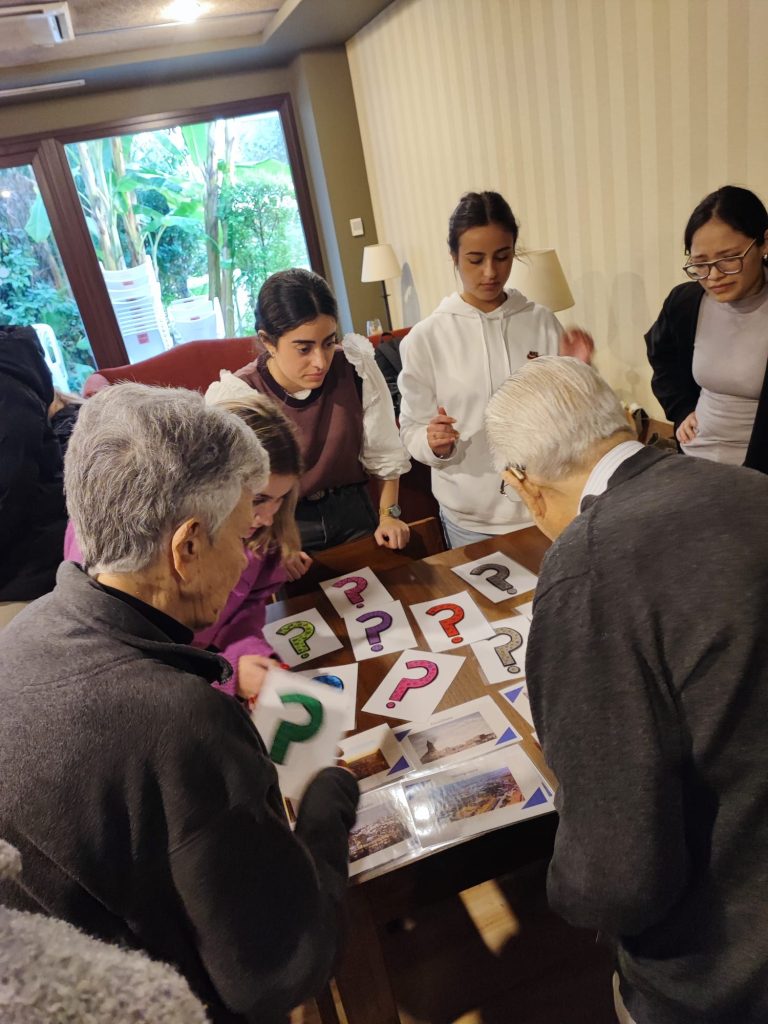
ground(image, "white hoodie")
xmin=398 ymin=290 xmax=562 ymax=533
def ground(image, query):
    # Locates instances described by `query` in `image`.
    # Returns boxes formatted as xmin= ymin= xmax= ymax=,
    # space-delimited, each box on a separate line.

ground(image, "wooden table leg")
xmin=334 ymin=885 xmax=400 ymax=1024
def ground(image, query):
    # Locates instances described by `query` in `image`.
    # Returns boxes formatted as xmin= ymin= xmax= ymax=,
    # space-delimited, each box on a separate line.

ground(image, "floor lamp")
xmin=361 ymin=243 xmax=401 ymax=333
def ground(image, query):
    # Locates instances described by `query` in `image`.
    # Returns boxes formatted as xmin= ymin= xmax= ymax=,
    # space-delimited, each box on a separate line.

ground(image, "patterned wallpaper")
xmin=347 ymin=0 xmax=768 ymax=413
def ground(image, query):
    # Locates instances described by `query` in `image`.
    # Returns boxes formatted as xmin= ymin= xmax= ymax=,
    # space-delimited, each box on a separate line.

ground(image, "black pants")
xmin=296 ymin=483 xmax=378 ymax=552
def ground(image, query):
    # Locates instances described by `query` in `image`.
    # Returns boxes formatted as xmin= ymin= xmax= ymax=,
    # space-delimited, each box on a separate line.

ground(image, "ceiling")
xmin=0 ymin=0 xmax=395 ymax=101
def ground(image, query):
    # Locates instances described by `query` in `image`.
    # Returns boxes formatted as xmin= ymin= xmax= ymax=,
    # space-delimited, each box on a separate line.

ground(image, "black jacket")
xmin=644 ymin=283 xmax=768 ymax=473
xmin=373 ymin=334 xmax=403 ymax=419
xmin=528 ymin=448 xmax=768 ymax=1024
xmin=0 ymin=325 xmax=67 ymax=600
xmin=0 ymin=563 xmax=359 ymax=1023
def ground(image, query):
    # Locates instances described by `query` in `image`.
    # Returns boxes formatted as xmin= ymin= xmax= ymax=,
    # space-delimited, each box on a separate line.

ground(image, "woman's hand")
xmin=427 ymin=406 xmax=459 ymax=457
xmin=375 ymin=517 xmax=410 ymax=550
xmin=236 ymin=654 xmax=274 ymax=703
xmin=676 ymin=411 xmax=699 ymax=444
xmin=560 ymin=326 xmax=595 ymax=364
xmin=283 ymin=550 xmax=312 ymax=581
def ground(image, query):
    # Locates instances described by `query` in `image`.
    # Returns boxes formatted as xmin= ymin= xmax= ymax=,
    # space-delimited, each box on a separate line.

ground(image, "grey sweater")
xmin=0 ymin=563 xmax=359 ymax=1024
xmin=527 ymin=447 xmax=768 ymax=1024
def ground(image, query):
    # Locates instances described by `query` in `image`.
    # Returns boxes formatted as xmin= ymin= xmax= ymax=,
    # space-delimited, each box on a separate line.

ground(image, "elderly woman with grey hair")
xmin=485 ymin=356 xmax=768 ymax=1024
xmin=0 ymin=383 xmax=359 ymax=1024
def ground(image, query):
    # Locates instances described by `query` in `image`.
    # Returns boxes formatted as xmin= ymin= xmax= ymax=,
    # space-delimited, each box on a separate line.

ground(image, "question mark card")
xmin=409 ymin=591 xmax=491 ymax=652
xmin=362 ymin=649 xmax=463 ymax=720
xmin=338 ymin=723 xmax=411 ymax=793
xmin=471 ymin=615 xmax=532 ymax=685
xmin=308 ymin=663 xmax=358 ymax=731
xmin=343 ymin=600 xmax=416 ymax=662
xmin=321 ymin=567 xmax=393 ymax=615
xmin=395 ymin=695 xmax=521 ymax=771
xmin=514 ymin=601 xmax=534 ymax=620
xmin=452 ymin=551 xmax=538 ymax=604
xmin=263 ymin=607 xmax=343 ymax=668
xmin=250 ymin=668 xmax=348 ymax=800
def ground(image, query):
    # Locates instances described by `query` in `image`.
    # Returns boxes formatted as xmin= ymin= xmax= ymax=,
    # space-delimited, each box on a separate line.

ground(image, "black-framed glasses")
xmin=683 ymin=238 xmax=757 ymax=281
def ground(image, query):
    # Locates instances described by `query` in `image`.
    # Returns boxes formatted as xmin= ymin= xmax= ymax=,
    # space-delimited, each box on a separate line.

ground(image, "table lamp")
xmin=361 ymin=243 xmax=401 ymax=333
xmin=507 ymin=249 xmax=574 ymax=312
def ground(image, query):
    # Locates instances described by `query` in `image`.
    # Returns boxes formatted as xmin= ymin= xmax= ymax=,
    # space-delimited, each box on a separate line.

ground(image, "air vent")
xmin=0 ymin=3 xmax=74 ymax=47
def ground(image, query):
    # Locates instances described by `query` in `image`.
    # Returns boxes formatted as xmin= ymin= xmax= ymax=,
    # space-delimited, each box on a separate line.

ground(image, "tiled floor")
xmin=295 ymin=859 xmax=617 ymax=1024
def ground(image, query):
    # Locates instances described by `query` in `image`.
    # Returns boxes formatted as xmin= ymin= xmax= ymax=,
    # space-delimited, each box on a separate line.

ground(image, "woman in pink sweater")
xmin=64 ymin=390 xmax=308 ymax=701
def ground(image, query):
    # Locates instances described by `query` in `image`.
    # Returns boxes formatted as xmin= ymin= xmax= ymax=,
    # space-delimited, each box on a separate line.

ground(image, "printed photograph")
xmin=425 ymin=764 xmax=523 ymax=823
xmin=348 ymin=800 xmax=411 ymax=863
xmin=345 ymin=746 xmax=390 ymax=781
xmin=408 ymin=710 xmax=498 ymax=764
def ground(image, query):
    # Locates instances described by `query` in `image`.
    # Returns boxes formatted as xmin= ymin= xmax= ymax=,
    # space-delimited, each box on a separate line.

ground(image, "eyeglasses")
xmin=683 ymin=238 xmax=757 ymax=281
xmin=499 ymin=464 xmax=526 ymax=502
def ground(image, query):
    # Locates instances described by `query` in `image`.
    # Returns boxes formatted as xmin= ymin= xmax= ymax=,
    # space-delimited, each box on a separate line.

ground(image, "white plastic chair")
xmin=32 ymin=323 xmax=69 ymax=391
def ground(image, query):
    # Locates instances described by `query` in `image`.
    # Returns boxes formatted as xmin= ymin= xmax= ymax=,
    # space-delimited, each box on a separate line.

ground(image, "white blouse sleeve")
xmin=341 ymin=333 xmax=411 ymax=480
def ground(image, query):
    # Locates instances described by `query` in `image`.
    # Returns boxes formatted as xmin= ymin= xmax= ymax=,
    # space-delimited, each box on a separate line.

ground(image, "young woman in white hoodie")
xmin=399 ymin=191 xmax=564 ymax=547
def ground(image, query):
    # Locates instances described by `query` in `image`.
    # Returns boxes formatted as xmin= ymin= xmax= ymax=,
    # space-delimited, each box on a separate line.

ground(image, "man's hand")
xmin=375 ymin=517 xmax=410 ymax=550
xmin=427 ymin=406 xmax=459 ymax=457
xmin=283 ymin=550 xmax=313 ymax=581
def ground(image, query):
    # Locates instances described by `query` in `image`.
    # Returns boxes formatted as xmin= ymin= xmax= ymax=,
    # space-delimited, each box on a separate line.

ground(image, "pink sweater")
xmin=63 ymin=523 xmax=287 ymax=697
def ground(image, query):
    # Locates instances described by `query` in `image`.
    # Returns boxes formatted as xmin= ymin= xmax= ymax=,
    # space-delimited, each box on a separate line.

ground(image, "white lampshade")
xmin=507 ymin=249 xmax=574 ymax=312
xmin=361 ymin=243 xmax=401 ymax=283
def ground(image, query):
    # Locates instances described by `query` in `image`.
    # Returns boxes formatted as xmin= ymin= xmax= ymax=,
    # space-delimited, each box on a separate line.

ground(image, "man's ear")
xmin=170 ymin=518 xmax=205 ymax=582
xmin=504 ymin=472 xmax=547 ymax=521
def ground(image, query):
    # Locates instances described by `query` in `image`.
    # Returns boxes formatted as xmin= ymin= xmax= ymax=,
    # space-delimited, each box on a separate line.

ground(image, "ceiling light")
xmin=164 ymin=0 xmax=205 ymax=23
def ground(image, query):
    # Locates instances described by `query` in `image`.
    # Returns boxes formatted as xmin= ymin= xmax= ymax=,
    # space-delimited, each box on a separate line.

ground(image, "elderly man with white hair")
xmin=0 ymin=384 xmax=359 ymax=1024
xmin=486 ymin=357 xmax=768 ymax=1024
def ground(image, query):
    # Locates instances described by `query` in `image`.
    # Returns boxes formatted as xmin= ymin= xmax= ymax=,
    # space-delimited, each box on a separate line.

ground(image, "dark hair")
xmin=684 ymin=185 xmax=768 ymax=252
xmin=255 ymin=268 xmax=338 ymax=340
xmin=447 ymin=191 xmax=519 ymax=256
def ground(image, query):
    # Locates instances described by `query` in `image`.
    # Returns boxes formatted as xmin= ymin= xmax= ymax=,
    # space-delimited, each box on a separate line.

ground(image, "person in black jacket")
xmin=373 ymin=331 xmax=404 ymax=419
xmin=0 ymin=383 xmax=359 ymax=1024
xmin=645 ymin=185 xmax=768 ymax=473
xmin=0 ymin=325 xmax=67 ymax=623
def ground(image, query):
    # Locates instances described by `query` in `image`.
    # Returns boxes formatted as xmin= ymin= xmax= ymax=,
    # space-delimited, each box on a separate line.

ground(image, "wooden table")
xmin=268 ymin=528 xmax=555 ymax=1024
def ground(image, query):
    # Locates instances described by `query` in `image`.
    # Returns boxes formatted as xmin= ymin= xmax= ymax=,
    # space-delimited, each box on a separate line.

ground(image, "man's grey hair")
xmin=65 ymin=383 xmax=269 ymax=574
xmin=485 ymin=356 xmax=632 ymax=481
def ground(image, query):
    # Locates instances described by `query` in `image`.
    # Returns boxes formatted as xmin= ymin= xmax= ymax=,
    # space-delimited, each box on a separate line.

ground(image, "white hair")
xmin=65 ymin=383 xmax=269 ymax=574
xmin=485 ymin=356 xmax=632 ymax=481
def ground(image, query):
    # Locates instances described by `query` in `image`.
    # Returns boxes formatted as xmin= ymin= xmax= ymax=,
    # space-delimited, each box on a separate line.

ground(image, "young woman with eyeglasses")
xmin=645 ymin=185 xmax=768 ymax=471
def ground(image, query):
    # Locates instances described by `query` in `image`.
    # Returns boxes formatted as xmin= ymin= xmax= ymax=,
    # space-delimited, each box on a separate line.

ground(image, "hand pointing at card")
xmin=427 ymin=406 xmax=459 ymax=458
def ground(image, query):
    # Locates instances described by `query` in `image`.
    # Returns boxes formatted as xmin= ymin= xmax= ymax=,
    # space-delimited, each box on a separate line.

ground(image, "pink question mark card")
xmin=409 ymin=591 xmax=491 ymax=652
xmin=321 ymin=566 xmax=394 ymax=615
xmin=342 ymin=599 xmax=416 ymax=662
xmin=362 ymin=649 xmax=464 ymax=720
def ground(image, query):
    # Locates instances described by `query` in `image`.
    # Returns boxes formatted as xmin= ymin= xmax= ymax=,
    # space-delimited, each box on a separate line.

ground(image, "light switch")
xmin=350 ymin=217 xmax=364 ymax=237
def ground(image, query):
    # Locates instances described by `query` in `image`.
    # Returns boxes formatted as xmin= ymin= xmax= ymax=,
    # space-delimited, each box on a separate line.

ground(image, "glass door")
xmin=0 ymin=164 xmax=97 ymax=392
xmin=65 ymin=109 xmax=312 ymax=359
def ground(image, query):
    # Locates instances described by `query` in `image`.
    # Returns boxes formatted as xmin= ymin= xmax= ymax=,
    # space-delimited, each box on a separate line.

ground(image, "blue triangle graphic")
xmin=523 ymin=787 xmax=548 ymax=809
xmin=388 ymin=755 xmax=410 ymax=774
xmin=496 ymin=726 xmax=518 ymax=745
xmin=503 ymin=686 xmax=524 ymax=705
xmin=394 ymin=729 xmax=411 ymax=741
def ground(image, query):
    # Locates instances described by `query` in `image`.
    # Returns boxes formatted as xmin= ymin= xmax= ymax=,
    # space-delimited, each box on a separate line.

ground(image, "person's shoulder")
xmin=659 ymin=281 xmax=703 ymax=315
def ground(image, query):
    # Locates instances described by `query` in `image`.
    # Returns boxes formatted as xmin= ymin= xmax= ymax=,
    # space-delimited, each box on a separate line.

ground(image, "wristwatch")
xmin=379 ymin=503 xmax=402 ymax=519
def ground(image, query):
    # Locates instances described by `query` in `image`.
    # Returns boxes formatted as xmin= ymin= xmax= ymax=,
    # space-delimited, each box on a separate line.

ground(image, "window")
xmin=65 ymin=110 xmax=312 ymax=359
xmin=0 ymin=164 xmax=96 ymax=391
xmin=0 ymin=96 xmax=322 ymax=382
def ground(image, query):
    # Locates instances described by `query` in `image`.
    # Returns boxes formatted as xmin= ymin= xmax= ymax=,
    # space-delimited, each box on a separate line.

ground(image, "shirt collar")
xmin=579 ymin=440 xmax=645 ymax=512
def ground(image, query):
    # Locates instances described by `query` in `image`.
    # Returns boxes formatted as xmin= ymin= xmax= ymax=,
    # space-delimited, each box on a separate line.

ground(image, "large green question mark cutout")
xmin=269 ymin=693 xmax=324 ymax=764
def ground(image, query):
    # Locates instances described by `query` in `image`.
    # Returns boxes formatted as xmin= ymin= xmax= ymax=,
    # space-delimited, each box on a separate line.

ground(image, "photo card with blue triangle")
xmin=401 ymin=744 xmax=555 ymax=848
xmin=393 ymin=694 xmax=521 ymax=771
xmin=338 ymin=723 xmax=412 ymax=794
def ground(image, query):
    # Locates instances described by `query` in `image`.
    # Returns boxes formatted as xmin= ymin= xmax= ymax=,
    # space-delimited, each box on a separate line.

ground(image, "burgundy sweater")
xmin=235 ymin=351 xmax=366 ymax=498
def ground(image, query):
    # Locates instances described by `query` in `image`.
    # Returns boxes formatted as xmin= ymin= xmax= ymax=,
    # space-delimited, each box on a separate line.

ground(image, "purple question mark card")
xmin=342 ymin=599 xmax=416 ymax=662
